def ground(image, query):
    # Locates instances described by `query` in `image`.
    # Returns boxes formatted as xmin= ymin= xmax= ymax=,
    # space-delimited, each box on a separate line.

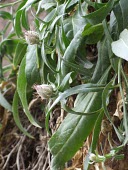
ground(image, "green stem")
xmin=0 ymin=0 xmax=22 ymax=9
xmin=0 ymin=54 xmax=3 ymax=80
xmin=118 ymin=59 xmax=128 ymax=145
xmin=102 ymin=19 xmax=113 ymax=43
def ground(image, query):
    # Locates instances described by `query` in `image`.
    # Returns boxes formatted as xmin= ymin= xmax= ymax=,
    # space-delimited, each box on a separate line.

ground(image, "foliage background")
xmin=0 ymin=0 xmax=128 ymax=170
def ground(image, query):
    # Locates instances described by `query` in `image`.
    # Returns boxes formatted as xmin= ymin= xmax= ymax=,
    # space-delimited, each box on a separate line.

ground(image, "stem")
xmin=103 ymin=19 xmax=113 ymax=43
xmin=101 ymin=162 xmax=107 ymax=170
xmin=0 ymin=54 xmax=3 ymax=80
xmin=3 ymin=21 xmax=11 ymax=36
xmin=0 ymin=0 xmax=22 ymax=9
xmin=118 ymin=59 xmax=128 ymax=145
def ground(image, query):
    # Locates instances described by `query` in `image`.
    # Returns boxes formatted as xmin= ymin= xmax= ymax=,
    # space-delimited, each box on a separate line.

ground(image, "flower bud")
xmin=25 ymin=31 xmax=40 ymax=45
xmin=89 ymin=153 xmax=106 ymax=163
xmin=34 ymin=84 xmax=53 ymax=99
xmin=89 ymin=153 xmax=97 ymax=162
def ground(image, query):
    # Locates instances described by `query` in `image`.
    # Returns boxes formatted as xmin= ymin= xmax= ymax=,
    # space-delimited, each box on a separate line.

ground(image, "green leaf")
xmin=109 ymin=11 xmax=119 ymax=40
xmin=85 ymin=0 xmax=105 ymax=9
xmin=21 ymin=9 xmax=29 ymax=30
xmin=91 ymin=37 xmax=110 ymax=83
xmin=84 ymin=111 xmax=104 ymax=170
xmin=82 ymin=23 xmax=104 ymax=44
xmin=104 ymin=19 xmax=119 ymax=72
xmin=118 ymin=60 xmax=128 ymax=144
xmin=60 ymin=56 xmax=93 ymax=76
xmin=113 ymin=3 xmax=123 ymax=33
xmin=0 ymin=11 xmax=12 ymax=20
xmin=84 ymin=0 xmax=114 ymax=25
xmin=14 ymin=0 xmax=28 ymax=36
xmin=49 ymin=83 xmax=104 ymax=112
xmin=113 ymin=0 xmax=128 ymax=33
xmin=45 ymin=84 xmax=104 ymax=134
xmin=41 ymin=41 xmax=57 ymax=73
xmin=48 ymin=67 xmax=110 ymax=169
xmin=72 ymin=7 xmax=87 ymax=36
xmin=15 ymin=10 xmax=22 ymax=36
xmin=61 ymin=25 xmax=70 ymax=48
xmin=91 ymin=112 xmax=104 ymax=152
xmin=12 ymin=91 xmax=33 ymax=138
xmin=49 ymin=91 xmax=102 ymax=170
xmin=40 ymin=1 xmax=56 ymax=10
xmin=1 ymin=39 xmax=20 ymax=55
xmin=0 ymin=1 xmax=21 ymax=9
xmin=25 ymin=45 xmax=41 ymax=87
xmin=43 ymin=8 xmax=56 ymax=23
xmin=102 ymin=80 xmax=124 ymax=142
xmin=0 ymin=91 xmax=12 ymax=111
xmin=13 ymin=42 xmax=27 ymax=67
xmin=67 ymin=0 xmax=78 ymax=8
xmin=21 ymin=0 xmax=39 ymax=10
xmin=61 ymin=100 xmax=103 ymax=116
xmin=63 ymin=18 xmax=73 ymax=41
xmin=61 ymin=27 xmax=84 ymax=77
xmin=17 ymin=57 xmax=41 ymax=128
xmin=111 ymin=29 xmax=128 ymax=61
xmin=58 ymin=72 xmax=72 ymax=91
xmin=50 ymin=14 xmax=64 ymax=33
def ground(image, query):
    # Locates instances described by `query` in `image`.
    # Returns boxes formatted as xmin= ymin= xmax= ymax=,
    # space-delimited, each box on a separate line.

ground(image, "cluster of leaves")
xmin=0 ymin=0 xmax=128 ymax=169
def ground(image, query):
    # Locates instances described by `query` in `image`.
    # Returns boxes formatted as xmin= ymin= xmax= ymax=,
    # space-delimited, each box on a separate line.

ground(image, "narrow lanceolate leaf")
xmin=0 ymin=91 xmax=12 ymax=111
xmin=12 ymin=91 xmax=33 ymax=138
xmin=82 ymin=23 xmax=104 ymax=44
xmin=21 ymin=9 xmax=29 ymax=30
xmin=46 ymin=83 xmax=104 ymax=133
xmin=84 ymin=0 xmax=114 ymax=25
xmin=41 ymin=41 xmax=57 ymax=73
xmin=61 ymin=27 xmax=85 ymax=77
xmin=15 ymin=10 xmax=22 ymax=36
xmin=1 ymin=39 xmax=20 ymax=55
xmin=21 ymin=0 xmax=39 ymax=10
xmin=13 ymin=42 xmax=27 ymax=67
xmin=90 ymin=111 xmax=104 ymax=152
xmin=49 ymin=83 xmax=104 ymax=111
xmin=49 ymin=92 xmax=101 ymax=170
xmin=84 ymin=111 xmax=104 ymax=170
xmin=40 ymin=1 xmax=56 ymax=10
xmin=17 ymin=57 xmax=41 ymax=128
xmin=84 ymin=0 xmax=105 ymax=9
xmin=48 ymin=66 xmax=110 ymax=170
xmin=58 ymin=72 xmax=73 ymax=91
xmin=91 ymin=37 xmax=110 ymax=83
xmin=112 ymin=29 xmax=128 ymax=61
xmin=72 ymin=7 xmax=87 ymax=36
xmin=0 ymin=11 xmax=12 ymax=20
xmin=113 ymin=0 xmax=128 ymax=33
xmin=25 ymin=45 xmax=41 ymax=87
xmin=102 ymin=80 xmax=124 ymax=142
xmin=13 ymin=1 xmax=27 ymax=36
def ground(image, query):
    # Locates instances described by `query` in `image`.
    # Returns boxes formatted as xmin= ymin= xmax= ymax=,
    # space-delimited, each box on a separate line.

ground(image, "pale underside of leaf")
xmin=112 ymin=29 xmax=128 ymax=61
xmin=0 ymin=91 xmax=12 ymax=111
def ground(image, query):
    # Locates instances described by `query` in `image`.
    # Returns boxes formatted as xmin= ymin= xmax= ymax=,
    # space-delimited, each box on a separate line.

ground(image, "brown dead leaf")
xmin=93 ymin=163 xmax=114 ymax=170
xmin=0 ymin=108 xmax=10 ymax=137
xmin=113 ymin=86 xmax=127 ymax=120
xmin=106 ymin=166 xmax=114 ymax=170
xmin=114 ymin=99 xmax=123 ymax=120
xmin=101 ymin=120 xmax=112 ymax=136
xmin=64 ymin=168 xmax=82 ymax=170
xmin=64 ymin=149 xmax=83 ymax=170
